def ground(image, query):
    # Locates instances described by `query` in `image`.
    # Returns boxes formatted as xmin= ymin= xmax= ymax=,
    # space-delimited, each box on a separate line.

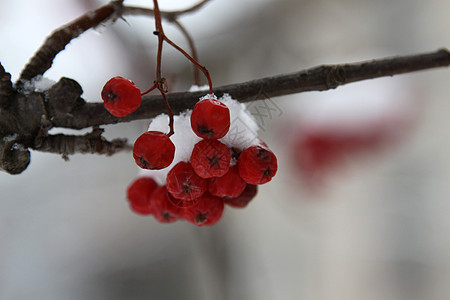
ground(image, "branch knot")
xmin=322 ymin=65 xmax=346 ymax=89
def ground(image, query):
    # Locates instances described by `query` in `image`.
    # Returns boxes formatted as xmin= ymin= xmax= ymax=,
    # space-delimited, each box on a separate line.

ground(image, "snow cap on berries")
xmin=220 ymin=94 xmax=259 ymax=150
xmin=140 ymin=111 xmax=201 ymax=184
xmin=140 ymin=94 xmax=259 ymax=184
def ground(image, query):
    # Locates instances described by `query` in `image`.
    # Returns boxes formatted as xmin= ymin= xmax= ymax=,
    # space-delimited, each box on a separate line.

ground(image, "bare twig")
xmin=152 ymin=0 xmax=175 ymax=136
xmin=48 ymin=48 xmax=450 ymax=130
xmin=16 ymin=0 xmax=211 ymax=86
xmin=143 ymin=0 xmax=212 ymax=135
xmin=122 ymin=0 xmax=211 ymax=19
xmin=17 ymin=2 xmax=120 ymax=85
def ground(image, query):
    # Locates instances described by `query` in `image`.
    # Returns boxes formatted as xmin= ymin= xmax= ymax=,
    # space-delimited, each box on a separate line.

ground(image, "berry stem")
xmin=160 ymin=90 xmax=174 ymax=136
xmin=170 ymin=19 xmax=200 ymax=86
xmin=123 ymin=1 xmax=211 ymax=87
xmin=162 ymin=34 xmax=213 ymax=94
xmin=153 ymin=0 xmax=174 ymax=136
xmin=141 ymin=82 xmax=157 ymax=96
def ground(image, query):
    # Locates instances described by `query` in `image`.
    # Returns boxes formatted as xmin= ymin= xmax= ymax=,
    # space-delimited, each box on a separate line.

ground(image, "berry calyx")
xmin=238 ymin=144 xmax=278 ymax=185
xmin=150 ymin=186 xmax=183 ymax=223
xmin=190 ymin=98 xmax=230 ymax=139
xmin=101 ymin=76 xmax=142 ymax=117
xmin=190 ymin=139 xmax=231 ymax=178
xmin=166 ymin=161 xmax=207 ymax=206
xmin=183 ymin=192 xmax=224 ymax=226
xmin=224 ymin=184 xmax=257 ymax=208
xmin=208 ymin=165 xmax=247 ymax=198
xmin=133 ymin=131 xmax=175 ymax=170
xmin=126 ymin=176 xmax=158 ymax=215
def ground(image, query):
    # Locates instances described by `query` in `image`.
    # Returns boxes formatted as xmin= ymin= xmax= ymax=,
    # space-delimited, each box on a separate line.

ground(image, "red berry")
xmin=101 ymin=76 xmax=142 ymax=117
xmin=133 ymin=131 xmax=175 ymax=170
xmin=190 ymin=140 xmax=231 ymax=178
xmin=183 ymin=193 xmax=224 ymax=226
xmin=126 ymin=176 xmax=158 ymax=215
xmin=150 ymin=186 xmax=183 ymax=223
xmin=190 ymin=98 xmax=230 ymax=139
xmin=224 ymin=184 xmax=257 ymax=208
xmin=238 ymin=144 xmax=278 ymax=185
xmin=166 ymin=161 xmax=207 ymax=206
xmin=208 ymin=165 xmax=247 ymax=198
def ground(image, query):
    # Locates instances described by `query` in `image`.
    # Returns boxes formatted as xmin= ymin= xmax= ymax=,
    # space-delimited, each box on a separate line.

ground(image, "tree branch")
xmin=17 ymin=2 xmax=120 ymax=85
xmin=1 ymin=48 xmax=448 ymax=175
xmin=50 ymin=48 xmax=450 ymax=130
xmin=0 ymin=62 xmax=15 ymax=108
xmin=32 ymin=127 xmax=130 ymax=159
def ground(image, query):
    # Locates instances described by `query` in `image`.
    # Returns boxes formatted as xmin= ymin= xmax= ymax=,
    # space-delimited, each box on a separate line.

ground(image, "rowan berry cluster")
xmin=101 ymin=81 xmax=278 ymax=226
xmin=98 ymin=0 xmax=277 ymax=226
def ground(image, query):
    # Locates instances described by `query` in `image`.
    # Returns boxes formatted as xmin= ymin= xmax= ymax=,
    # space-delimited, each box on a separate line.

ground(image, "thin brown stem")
xmin=171 ymin=19 xmax=200 ymax=85
xmin=140 ymin=82 xmax=157 ymax=95
xmin=163 ymin=35 xmax=213 ymax=93
xmin=123 ymin=2 xmax=212 ymax=90
xmin=159 ymin=89 xmax=174 ymax=136
xmin=153 ymin=0 xmax=174 ymax=136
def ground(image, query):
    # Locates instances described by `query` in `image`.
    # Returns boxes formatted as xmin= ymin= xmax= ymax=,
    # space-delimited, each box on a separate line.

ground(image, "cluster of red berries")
xmin=101 ymin=76 xmax=277 ymax=226
xmin=126 ymin=174 xmax=259 ymax=225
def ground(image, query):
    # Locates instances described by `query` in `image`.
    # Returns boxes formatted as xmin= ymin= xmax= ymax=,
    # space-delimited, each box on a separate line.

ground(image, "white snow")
xmin=139 ymin=93 xmax=259 ymax=184
xmin=220 ymin=93 xmax=259 ymax=149
xmin=19 ymin=75 xmax=56 ymax=94
xmin=139 ymin=109 xmax=202 ymax=185
xmin=2 ymin=133 xmax=18 ymax=143
xmin=188 ymin=84 xmax=209 ymax=92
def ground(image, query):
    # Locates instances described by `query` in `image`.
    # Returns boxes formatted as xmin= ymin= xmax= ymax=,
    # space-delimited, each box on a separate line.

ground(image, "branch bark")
xmin=0 ymin=62 xmax=15 ymax=108
xmin=32 ymin=127 xmax=130 ymax=159
xmin=49 ymin=48 xmax=450 ymax=130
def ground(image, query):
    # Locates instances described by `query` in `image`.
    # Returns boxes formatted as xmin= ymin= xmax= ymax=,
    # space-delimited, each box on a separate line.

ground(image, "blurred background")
xmin=0 ymin=0 xmax=449 ymax=299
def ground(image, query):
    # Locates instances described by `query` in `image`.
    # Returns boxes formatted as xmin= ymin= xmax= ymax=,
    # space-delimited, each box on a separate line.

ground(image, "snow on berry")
xmin=208 ymin=165 xmax=247 ymax=198
xmin=190 ymin=139 xmax=231 ymax=178
xmin=166 ymin=161 xmax=207 ymax=206
xmin=101 ymin=76 xmax=142 ymax=117
xmin=190 ymin=96 xmax=230 ymax=139
xmin=238 ymin=144 xmax=278 ymax=185
xmin=224 ymin=184 xmax=258 ymax=208
xmin=140 ymin=112 xmax=201 ymax=184
xmin=126 ymin=176 xmax=158 ymax=215
xmin=183 ymin=192 xmax=225 ymax=226
xmin=150 ymin=186 xmax=183 ymax=223
xmin=219 ymin=94 xmax=259 ymax=150
xmin=133 ymin=131 xmax=175 ymax=170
